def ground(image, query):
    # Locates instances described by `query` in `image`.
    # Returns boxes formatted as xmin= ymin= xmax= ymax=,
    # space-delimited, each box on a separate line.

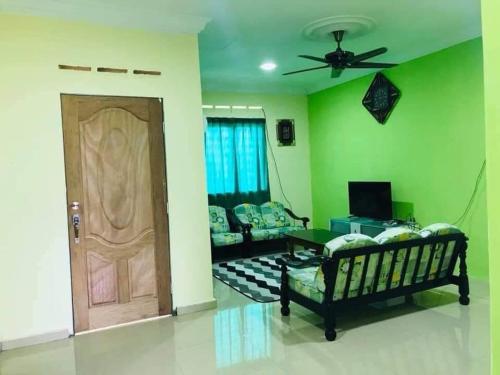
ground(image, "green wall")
xmin=481 ymin=0 xmax=499 ymax=370
xmin=308 ymin=38 xmax=488 ymax=279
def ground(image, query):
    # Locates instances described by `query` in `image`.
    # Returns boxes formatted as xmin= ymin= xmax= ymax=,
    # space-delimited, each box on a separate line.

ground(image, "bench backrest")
xmin=324 ymin=233 xmax=467 ymax=303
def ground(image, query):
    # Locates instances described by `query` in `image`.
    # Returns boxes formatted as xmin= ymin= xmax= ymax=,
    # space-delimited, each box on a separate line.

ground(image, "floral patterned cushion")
xmin=251 ymin=228 xmax=281 ymax=241
xmin=291 ymin=228 xmax=458 ymax=303
xmin=323 ymin=233 xmax=377 ymax=257
xmin=208 ymin=206 xmax=230 ymax=234
xmin=370 ymin=241 xmax=456 ymax=292
xmin=211 ymin=232 xmax=244 ymax=247
xmin=418 ymin=224 xmax=461 ymax=281
xmin=260 ymin=201 xmax=291 ymax=228
xmin=288 ymin=267 xmax=324 ymax=303
xmin=234 ymin=203 xmax=267 ymax=229
xmin=419 ymin=223 xmax=461 ymax=237
xmin=374 ymin=227 xmax=422 ymax=244
xmin=316 ymin=234 xmax=377 ymax=295
xmin=332 ymin=255 xmax=372 ymax=300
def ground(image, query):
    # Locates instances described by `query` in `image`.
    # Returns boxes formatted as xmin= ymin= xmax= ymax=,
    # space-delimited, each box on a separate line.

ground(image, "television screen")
xmin=348 ymin=181 xmax=392 ymax=220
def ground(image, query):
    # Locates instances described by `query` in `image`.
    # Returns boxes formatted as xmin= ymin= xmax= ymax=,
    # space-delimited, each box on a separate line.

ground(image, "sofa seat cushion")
xmin=208 ymin=205 xmax=231 ymax=234
xmin=288 ymin=267 xmax=324 ymax=303
xmin=211 ymin=232 xmax=244 ymax=247
xmin=250 ymin=228 xmax=281 ymax=241
xmin=234 ymin=203 xmax=267 ymax=229
xmin=260 ymin=201 xmax=291 ymax=228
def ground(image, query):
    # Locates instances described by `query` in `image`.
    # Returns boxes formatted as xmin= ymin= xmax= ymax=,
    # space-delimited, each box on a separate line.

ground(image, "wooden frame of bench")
xmin=279 ymin=232 xmax=469 ymax=341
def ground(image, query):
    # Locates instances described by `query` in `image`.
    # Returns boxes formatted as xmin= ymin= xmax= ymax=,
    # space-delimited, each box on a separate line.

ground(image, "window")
xmin=204 ymin=117 xmax=270 ymax=207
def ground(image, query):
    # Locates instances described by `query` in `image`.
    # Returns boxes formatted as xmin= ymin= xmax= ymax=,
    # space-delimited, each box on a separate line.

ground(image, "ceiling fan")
xmin=283 ymin=30 xmax=398 ymax=78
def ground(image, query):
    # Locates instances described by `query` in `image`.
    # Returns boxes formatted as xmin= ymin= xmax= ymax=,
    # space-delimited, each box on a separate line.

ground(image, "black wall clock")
xmin=276 ymin=119 xmax=295 ymax=146
xmin=362 ymin=72 xmax=401 ymax=124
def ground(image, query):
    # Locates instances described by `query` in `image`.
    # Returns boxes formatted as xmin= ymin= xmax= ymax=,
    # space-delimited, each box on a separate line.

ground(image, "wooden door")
xmin=61 ymin=95 xmax=171 ymax=332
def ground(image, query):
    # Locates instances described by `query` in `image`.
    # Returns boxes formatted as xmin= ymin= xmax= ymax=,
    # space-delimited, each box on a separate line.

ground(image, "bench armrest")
xmin=226 ymin=209 xmax=252 ymax=235
xmin=284 ymin=208 xmax=310 ymax=229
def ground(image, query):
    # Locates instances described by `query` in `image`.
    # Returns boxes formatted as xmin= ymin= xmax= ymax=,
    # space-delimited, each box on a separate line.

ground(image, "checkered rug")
xmin=212 ymin=250 xmax=315 ymax=303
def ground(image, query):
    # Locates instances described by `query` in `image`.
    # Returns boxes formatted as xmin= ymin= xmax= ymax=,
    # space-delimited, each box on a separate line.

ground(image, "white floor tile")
xmin=0 ymin=278 xmax=490 ymax=375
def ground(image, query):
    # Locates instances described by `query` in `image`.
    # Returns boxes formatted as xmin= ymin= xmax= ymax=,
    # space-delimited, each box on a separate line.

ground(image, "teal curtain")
xmin=205 ymin=117 xmax=270 ymax=208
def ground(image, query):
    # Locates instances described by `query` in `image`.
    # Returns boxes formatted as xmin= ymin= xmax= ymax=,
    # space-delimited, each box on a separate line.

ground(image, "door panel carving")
xmin=80 ymin=108 xmax=153 ymax=245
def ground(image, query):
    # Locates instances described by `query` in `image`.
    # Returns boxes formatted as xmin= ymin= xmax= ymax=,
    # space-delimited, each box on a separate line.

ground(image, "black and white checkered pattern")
xmin=213 ymin=250 xmax=315 ymax=303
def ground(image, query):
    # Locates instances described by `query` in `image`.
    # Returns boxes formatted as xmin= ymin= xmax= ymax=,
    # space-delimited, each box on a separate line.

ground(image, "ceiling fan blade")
xmin=348 ymin=62 xmax=398 ymax=69
xmin=331 ymin=68 xmax=343 ymax=78
xmin=298 ymin=55 xmax=329 ymax=63
xmin=349 ymin=48 xmax=388 ymax=63
xmin=283 ymin=65 xmax=330 ymax=76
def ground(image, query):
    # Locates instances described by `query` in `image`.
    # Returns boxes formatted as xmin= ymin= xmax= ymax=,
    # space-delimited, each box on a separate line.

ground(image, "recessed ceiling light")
xmin=260 ymin=61 xmax=277 ymax=72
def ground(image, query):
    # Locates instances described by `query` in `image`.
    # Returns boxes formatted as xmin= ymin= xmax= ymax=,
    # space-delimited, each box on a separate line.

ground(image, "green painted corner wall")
xmin=308 ymin=38 xmax=488 ymax=279
xmin=481 ymin=0 xmax=500 ymax=371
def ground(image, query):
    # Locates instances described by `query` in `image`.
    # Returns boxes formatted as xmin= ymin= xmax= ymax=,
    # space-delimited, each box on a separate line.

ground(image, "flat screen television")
xmin=348 ymin=181 xmax=392 ymax=220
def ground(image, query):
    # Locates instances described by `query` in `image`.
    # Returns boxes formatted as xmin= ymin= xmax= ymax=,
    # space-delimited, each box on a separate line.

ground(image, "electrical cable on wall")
xmin=261 ymin=108 xmax=293 ymax=210
xmin=453 ymin=159 xmax=486 ymax=226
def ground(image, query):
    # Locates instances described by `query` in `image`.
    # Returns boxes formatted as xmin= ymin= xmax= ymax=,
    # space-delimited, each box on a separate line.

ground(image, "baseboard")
xmin=175 ymin=298 xmax=217 ymax=315
xmin=1 ymin=329 xmax=69 ymax=351
xmin=76 ymin=314 xmax=172 ymax=336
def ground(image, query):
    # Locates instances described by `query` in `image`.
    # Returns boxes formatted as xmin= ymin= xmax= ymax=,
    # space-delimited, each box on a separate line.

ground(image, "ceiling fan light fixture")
xmin=260 ymin=61 xmax=277 ymax=72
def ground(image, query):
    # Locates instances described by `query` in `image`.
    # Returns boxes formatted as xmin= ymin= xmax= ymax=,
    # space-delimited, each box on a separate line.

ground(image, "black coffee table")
xmin=285 ymin=229 xmax=343 ymax=257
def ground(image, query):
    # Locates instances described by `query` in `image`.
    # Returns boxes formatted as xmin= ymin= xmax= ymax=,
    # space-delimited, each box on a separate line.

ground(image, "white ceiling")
xmin=0 ymin=0 xmax=482 ymax=94
xmin=199 ymin=0 xmax=482 ymax=94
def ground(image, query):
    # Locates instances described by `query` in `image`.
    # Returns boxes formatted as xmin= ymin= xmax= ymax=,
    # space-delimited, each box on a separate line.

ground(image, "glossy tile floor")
xmin=0 ymin=279 xmax=490 ymax=375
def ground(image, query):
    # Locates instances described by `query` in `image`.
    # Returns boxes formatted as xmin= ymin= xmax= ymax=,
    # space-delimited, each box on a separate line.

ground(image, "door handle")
xmin=71 ymin=201 xmax=81 ymax=244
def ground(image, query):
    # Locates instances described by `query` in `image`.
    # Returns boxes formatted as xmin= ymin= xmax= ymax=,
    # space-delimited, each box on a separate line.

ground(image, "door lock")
xmin=71 ymin=201 xmax=80 ymax=244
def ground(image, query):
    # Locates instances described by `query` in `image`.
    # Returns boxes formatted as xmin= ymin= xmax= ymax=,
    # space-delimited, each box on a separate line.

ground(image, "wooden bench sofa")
xmin=279 ymin=225 xmax=469 ymax=341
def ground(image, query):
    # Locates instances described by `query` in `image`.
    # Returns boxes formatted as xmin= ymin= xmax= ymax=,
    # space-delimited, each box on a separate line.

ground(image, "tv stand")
xmin=330 ymin=217 xmax=403 ymax=237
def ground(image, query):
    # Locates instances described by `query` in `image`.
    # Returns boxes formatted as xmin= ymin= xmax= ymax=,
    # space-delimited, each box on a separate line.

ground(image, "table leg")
xmin=313 ymin=245 xmax=324 ymax=256
xmin=287 ymin=239 xmax=296 ymax=259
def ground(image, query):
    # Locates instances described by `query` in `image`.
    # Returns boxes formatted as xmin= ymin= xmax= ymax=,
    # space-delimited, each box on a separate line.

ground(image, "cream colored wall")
xmin=0 ymin=14 xmax=213 ymax=342
xmin=201 ymin=92 xmax=313 ymax=224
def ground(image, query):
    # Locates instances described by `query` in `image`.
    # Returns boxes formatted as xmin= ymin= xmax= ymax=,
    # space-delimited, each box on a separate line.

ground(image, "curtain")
xmin=205 ymin=117 xmax=270 ymax=208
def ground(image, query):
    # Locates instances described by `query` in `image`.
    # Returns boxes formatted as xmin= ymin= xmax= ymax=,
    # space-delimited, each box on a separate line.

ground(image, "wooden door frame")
xmin=60 ymin=94 xmax=172 ymax=332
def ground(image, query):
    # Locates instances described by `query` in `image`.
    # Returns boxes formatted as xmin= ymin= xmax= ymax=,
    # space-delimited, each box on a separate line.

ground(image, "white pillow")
xmin=374 ymin=227 xmax=422 ymax=244
xmin=419 ymin=223 xmax=461 ymax=238
xmin=323 ymin=234 xmax=377 ymax=257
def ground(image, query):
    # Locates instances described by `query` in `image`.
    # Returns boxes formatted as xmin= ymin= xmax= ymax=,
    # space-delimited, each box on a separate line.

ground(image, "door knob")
xmin=71 ymin=201 xmax=80 ymax=211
